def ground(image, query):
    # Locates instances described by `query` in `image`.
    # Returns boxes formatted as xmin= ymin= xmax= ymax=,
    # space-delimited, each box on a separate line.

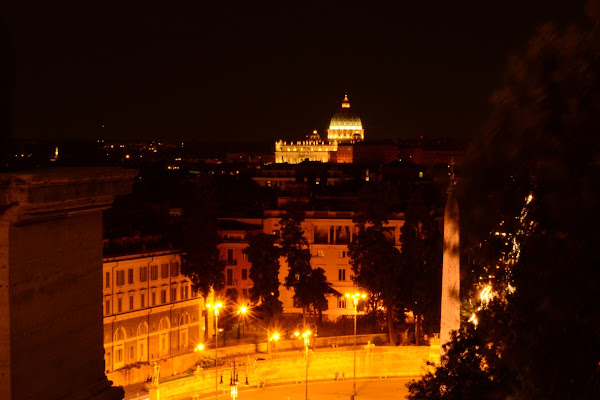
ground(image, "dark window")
xmin=141 ymin=293 xmax=145 ymax=308
xmin=161 ymin=264 xmax=169 ymax=279
xmin=128 ymin=269 xmax=134 ymax=284
xmin=227 ymin=269 xmax=233 ymax=285
xmin=129 ymin=295 xmax=134 ymax=310
xmin=241 ymin=269 xmax=247 ymax=280
xmin=171 ymin=287 xmax=177 ymax=302
xmin=105 ymin=272 xmax=110 ymax=288
xmin=150 ymin=265 xmax=158 ymax=281
xmin=116 ymin=270 xmax=125 ymax=286
xmin=105 ymin=300 xmax=111 ymax=315
xmin=117 ymin=298 xmax=122 ymax=313
xmin=160 ymin=290 xmax=167 ymax=304
xmin=140 ymin=266 xmax=148 ymax=282
xmin=338 ymin=269 xmax=346 ymax=281
xmin=170 ymin=261 xmax=179 ymax=277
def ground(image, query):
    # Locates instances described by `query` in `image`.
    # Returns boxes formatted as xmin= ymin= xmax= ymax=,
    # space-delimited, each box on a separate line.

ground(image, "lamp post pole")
xmin=353 ymin=297 xmax=357 ymax=395
xmin=346 ymin=291 xmax=366 ymax=396
xmin=294 ymin=326 xmax=314 ymax=400
xmin=304 ymin=333 xmax=309 ymax=400
xmin=215 ymin=308 xmax=219 ymax=400
xmin=207 ymin=302 xmax=223 ymax=400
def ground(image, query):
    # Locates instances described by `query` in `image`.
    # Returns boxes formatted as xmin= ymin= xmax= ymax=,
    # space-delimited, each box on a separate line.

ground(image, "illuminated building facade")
xmin=102 ymin=251 xmax=206 ymax=373
xmin=217 ymin=210 xmax=404 ymax=321
xmin=275 ymin=93 xmax=364 ymax=164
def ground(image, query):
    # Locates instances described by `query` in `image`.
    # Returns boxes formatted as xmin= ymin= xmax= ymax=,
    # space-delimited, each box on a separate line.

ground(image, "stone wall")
xmin=0 ymin=168 xmax=136 ymax=400
xmin=107 ymin=333 xmax=388 ymax=387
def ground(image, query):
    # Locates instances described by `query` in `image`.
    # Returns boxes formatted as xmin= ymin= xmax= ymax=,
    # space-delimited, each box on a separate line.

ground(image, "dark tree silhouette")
xmin=180 ymin=181 xmax=225 ymax=340
xmin=243 ymin=233 xmax=283 ymax=322
xmin=280 ymin=208 xmax=335 ymax=325
xmin=409 ymin=3 xmax=600 ymax=398
xmin=398 ymin=187 xmax=443 ymax=345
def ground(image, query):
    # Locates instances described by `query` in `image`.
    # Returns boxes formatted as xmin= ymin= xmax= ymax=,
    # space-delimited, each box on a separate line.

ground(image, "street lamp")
xmin=206 ymin=302 xmax=223 ymax=400
xmin=237 ymin=305 xmax=248 ymax=340
xmin=345 ymin=291 xmax=367 ymax=396
xmin=294 ymin=327 xmax=314 ymax=400
xmin=269 ymin=332 xmax=280 ymax=358
xmin=220 ymin=355 xmax=249 ymax=400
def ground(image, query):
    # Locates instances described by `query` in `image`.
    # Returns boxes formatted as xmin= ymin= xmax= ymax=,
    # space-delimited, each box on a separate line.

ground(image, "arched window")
xmin=113 ymin=327 xmax=126 ymax=369
xmin=159 ymin=317 xmax=170 ymax=355
xmin=137 ymin=323 xmax=148 ymax=362
xmin=179 ymin=313 xmax=190 ymax=349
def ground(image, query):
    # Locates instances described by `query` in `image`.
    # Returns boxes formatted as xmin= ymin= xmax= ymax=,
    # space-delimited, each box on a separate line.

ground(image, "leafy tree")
xmin=409 ymin=4 xmax=600 ymax=398
xmin=280 ymin=208 xmax=335 ymax=325
xmin=349 ymin=212 xmax=403 ymax=344
xmin=398 ymin=187 xmax=443 ymax=345
xmin=180 ymin=181 xmax=225 ymax=340
xmin=243 ymin=233 xmax=283 ymax=321
xmin=408 ymin=300 xmax=511 ymax=400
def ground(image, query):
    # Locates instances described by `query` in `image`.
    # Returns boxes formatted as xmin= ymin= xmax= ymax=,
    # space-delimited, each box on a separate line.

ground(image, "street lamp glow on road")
xmin=345 ymin=291 xmax=367 ymax=396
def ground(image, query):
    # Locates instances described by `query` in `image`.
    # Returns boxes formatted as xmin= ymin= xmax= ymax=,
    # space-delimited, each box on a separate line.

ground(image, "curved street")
xmin=202 ymin=377 xmax=414 ymax=400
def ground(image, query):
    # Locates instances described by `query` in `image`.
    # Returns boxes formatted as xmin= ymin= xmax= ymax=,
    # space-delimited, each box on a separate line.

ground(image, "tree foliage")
xmin=243 ymin=233 xmax=283 ymax=319
xmin=280 ymin=208 xmax=335 ymax=323
xmin=348 ymin=209 xmax=403 ymax=344
xmin=180 ymin=182 xmax=225 ymax=298
xmin=409 ymin=4 xmax=600 ymax=399
xmin=398 ymin=186 xmax=443 ymax=344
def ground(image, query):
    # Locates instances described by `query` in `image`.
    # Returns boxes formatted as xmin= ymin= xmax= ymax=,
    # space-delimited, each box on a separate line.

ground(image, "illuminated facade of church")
xmin=275 ymin=93 xmax=364 ymax=164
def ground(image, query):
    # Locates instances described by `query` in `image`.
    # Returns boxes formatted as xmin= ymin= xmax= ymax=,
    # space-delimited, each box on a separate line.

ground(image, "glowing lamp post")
xmin=237 ymin=305 xmax=248 ymax=340
xmin=294 ymin=329 xmax=313 ymax=400
xmin=269 ymin=332 xmax=280 ymax=358
xmin=206 ymin=302 xmax=223 ymax=400
xmin=345 ymin=291 xmax=367 ymax=396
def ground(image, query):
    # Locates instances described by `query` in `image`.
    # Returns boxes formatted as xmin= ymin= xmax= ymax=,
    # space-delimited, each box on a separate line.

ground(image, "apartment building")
xmin=217 ymin=210 xmax=404 ymax=321
xmin=102 ymin=251 xmax=205 ymax=373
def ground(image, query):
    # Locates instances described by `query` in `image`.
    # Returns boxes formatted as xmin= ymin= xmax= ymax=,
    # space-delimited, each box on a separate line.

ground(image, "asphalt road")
xmin=206 ymin=377 xmax=415 ymax=400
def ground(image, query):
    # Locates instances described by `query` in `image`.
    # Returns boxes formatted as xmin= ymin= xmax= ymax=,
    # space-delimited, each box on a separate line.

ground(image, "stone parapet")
xmin=0 ymin=167 xmax=136 ymax=400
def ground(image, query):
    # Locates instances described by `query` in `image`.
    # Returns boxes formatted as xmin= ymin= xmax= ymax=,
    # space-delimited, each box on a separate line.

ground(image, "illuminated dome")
xmin=327 ymin=93 xmax=364 ymax=142
xmin=308 ymin=130 xmax=321 ymax=141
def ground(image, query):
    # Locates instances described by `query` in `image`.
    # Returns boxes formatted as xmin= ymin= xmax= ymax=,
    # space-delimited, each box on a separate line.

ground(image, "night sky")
xmin=1 ymin=1 xmax=588 ymax=143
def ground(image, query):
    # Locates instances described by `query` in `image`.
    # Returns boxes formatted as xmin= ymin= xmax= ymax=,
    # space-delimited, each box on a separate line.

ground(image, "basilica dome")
xmin=327 ymin=93 xmax=364 ymax=142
